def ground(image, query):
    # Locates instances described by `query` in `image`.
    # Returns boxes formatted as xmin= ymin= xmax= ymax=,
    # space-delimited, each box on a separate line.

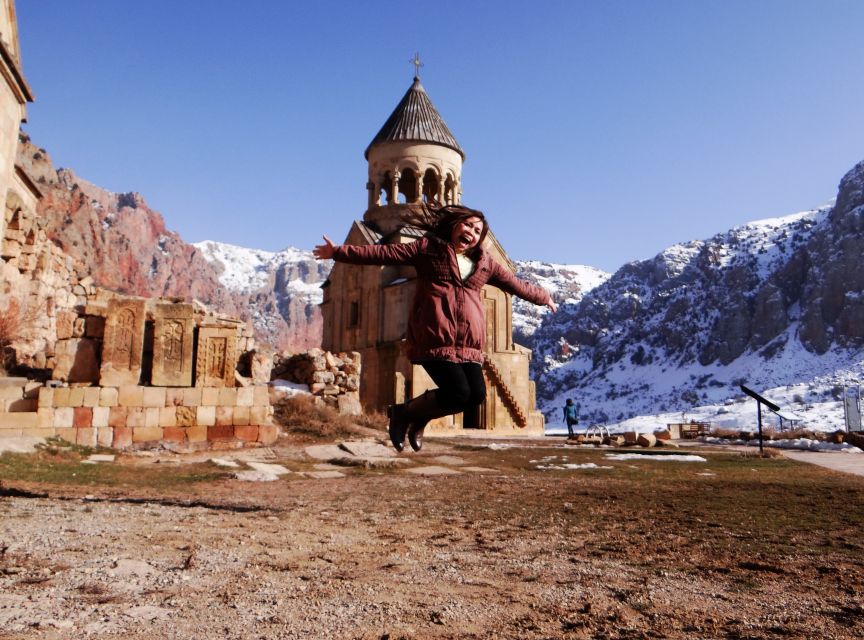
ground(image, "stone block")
xmin=236 ymin=387 xmax=254 ymax=407
xmin=182 ymin=387 xmax=202 ymax=407
xmin=38 ymin=387 xmax=53 ymax=409
xmin=133 ymin=426 xmax=163 ymax=443
xmin=201 ymin=387 xmax=220 ymax=406
xmin=166 ymin=388 xmax=184 ymax=407
xmin=152 ymin=303 xmax=194 ymax=386
xmin=159 ymin=406 xmax=178 ymax=427
xmin=73 ymin=407 xmax=93 ymax=428
xmin=126 ymin=407 xmax=146 ymax=428
xmin=143 ymin=387 xmax=167 ymax=408
xmin=196 ymin=405 xmax=216 ymax=426
xmin=96 ymin=427 xmax=113 ymax=448
xmin=100 ymin=298 xmax=146 ymax=386
xmin=337 ymin=394 xmax=362 ymax=415
xmin=72 ymin=318 xmax=85 ymax=338
xmin=186 ymin=425 xmax=207 ymax=442
xmin=252 ymin=386 xmax=269 ymax=406
xmin=92 ymin=407 xmax=110 ymax=428
xmin=218 ymin=387 xmax=237 ymax=406
xmin=196 ymin=326 xmax=238 ymax=388
xmin=56 ymin=427 xmax=76 ymax=444
xmin=68 ymin=387 xmax=85 ymax=407
xmin=118 ymin=385 xmax=144 ymax=407
xmin=20 ymin=427 xmax=56 ymax=439
xmin=258 ymin=424 xmax=279 ymax=444
xmin=162 ymin=427 xmax=186 ymax=443
xmin=53 ymin=386 xmax=70 ymax=407
xmin=250 ymin=405 xmax=271 ymax=425
xmin=0 ymin=412 xmax=37 ymax=429
xmin=207 ymin=424 xmax=234 ymax=440
xmin=145 ymin=407 xmax=160 ymax=428
xmin=215 ymin=406 xmax=233 ymax=426
xmin=76 ymin=427 xmax=96 ymax=447
xmin=83 ymin=386 xmax=101 ymax=408
xmin=0 ymin=385 xmax=23 ymax=401
xmin=56 ymin=310 xmax=76 ymax=340
xmin=232 ymin=405 xmax=250 ymax=426
xmin=108 ymin=406 xmax=128 ymax=428
xmin=99 ymin=387 xmax=119 ymax=407
xmin=37 ymin=408 xmax=54 ymax=429
xmin=113 ymin=426 xmax=132 ymax=449
xmin=54 ymin=407 xmax=74 ymax=428
xmin=234 ymin=425 xmax=259 ymax=442
xmin=176 ymin=406 xmax=196 ymax=427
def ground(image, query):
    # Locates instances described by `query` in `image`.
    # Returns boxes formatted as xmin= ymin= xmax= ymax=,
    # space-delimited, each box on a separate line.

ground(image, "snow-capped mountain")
xmin=193 ymin=241 xmax=331 ymax=351
xmin=512 ymin=261 xmax=610 ymax=346
xmin=532 ymin=159 xmax=864 ymax=431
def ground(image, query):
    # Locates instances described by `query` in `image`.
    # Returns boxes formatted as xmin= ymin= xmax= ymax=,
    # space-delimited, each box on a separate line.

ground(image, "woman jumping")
xmin=313 ymin=204 xmax=557 ymax=452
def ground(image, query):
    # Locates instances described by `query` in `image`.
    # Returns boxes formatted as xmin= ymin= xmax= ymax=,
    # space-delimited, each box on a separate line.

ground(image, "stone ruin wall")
xmin=271 ymin=348 xmax=362 ymax=415
xmin=0 ymin=196 xmax=280 ymax=451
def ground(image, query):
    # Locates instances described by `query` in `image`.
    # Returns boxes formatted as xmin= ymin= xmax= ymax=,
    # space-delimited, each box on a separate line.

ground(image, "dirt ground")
xmin=1 ymin=433 xmax=864 ymax=640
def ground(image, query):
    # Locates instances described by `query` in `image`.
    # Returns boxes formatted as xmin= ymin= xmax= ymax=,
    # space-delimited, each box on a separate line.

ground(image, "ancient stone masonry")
xmin=0 ymin=283 xmax=277 ymax=451
xmin=271 ymin=348 xmax=362 ymax=415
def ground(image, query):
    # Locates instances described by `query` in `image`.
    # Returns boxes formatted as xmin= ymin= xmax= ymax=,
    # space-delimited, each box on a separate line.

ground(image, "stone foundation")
xmin=0 ymin=378 xmax=276 ymax=451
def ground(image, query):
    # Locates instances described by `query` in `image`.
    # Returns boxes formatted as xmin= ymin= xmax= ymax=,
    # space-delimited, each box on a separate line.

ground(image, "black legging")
xmin=421 ymin=360 xmax=486 ymax=414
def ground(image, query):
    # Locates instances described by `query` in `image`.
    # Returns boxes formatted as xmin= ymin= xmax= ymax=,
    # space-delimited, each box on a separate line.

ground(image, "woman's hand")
xmin=546 ymin=299 xmax=558 ymax=313
xmin=313 ymin=235 xmax=336 ymax=260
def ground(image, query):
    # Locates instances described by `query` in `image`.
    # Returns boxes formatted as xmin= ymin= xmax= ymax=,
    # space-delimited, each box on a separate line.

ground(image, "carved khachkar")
xmin=152 ymin=303 xmax=194 ymax=386
xmin=195 ymin=325 xmax=237 ymax=387
xmin=99 ymin=298 xmax=147 ymax=386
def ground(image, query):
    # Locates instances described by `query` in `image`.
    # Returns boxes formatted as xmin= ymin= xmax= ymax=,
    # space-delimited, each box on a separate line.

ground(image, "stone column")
xmin=366 ymin=180 xmax=376 ymax=208
xmin=414 ymin=173 xmax=422 ymax=204
xmin=391 ymin=171 xmax=400 ymax=204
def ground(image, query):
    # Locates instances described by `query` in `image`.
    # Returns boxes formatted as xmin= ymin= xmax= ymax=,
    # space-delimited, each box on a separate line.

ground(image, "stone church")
xmin=321 ymin=75 xmax=545 ymax=436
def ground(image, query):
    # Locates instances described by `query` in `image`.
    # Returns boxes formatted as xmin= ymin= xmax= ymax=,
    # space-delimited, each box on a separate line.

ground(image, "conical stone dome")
xmin=365 ymin=77 xmax=464 ymax=159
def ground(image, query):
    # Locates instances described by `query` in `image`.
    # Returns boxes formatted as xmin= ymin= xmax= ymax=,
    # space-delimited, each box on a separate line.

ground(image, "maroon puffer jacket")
xmin=332 ymin=236 xmax=551 ymax=363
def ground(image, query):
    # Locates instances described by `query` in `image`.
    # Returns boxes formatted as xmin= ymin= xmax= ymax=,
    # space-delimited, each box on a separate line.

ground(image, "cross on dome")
xmin=410 ymin=52 xmax=423 ymax=79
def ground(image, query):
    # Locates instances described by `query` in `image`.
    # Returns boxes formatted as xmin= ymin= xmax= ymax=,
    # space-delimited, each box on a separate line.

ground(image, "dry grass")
xmin=272 ymin=394 xmax=387 ymax=442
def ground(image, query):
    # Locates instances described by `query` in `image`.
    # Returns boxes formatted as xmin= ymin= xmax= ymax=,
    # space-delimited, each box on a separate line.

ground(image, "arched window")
xmin=422 ymin=168 xmax=439 ymax=203
xmin=398 ymin=168 xmax=417 ymax=204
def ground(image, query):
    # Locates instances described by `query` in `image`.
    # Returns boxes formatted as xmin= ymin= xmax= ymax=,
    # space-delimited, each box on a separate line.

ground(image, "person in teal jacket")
xmin=563 ymin=398 xmax=580 ymax=438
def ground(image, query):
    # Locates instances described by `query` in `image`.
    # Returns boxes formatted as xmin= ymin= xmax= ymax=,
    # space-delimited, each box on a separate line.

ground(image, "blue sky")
xmin=16 ymin=1 xmax=864 ymax=273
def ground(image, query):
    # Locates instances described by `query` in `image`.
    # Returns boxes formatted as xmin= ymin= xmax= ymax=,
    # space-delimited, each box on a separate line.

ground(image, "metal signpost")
xmin=740 ymin=385 xmax=781 ymax=456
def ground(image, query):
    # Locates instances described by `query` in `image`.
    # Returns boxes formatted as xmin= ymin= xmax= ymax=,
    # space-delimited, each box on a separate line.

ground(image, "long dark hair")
xmin=403 ymin=203 xmax=489 ymax=258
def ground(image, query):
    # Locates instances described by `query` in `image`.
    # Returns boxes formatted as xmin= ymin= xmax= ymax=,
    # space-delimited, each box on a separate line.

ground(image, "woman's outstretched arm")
xmin=488 ymin=261 xmax=557 ymax=312
xmin=313 ymin=234 xmax=425 ymax=266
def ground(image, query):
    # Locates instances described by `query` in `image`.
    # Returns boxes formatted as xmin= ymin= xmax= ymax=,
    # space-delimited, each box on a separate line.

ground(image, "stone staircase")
xmin=482 ymin=359 xmax=528 ymax=428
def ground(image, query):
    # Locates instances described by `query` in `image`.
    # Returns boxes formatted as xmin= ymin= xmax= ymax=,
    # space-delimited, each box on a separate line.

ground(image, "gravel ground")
xmin=1 ymin=439 xmax=864 ymax=639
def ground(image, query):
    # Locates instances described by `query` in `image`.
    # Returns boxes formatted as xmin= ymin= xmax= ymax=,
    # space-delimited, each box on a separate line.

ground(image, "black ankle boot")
xmin=386 ymin=404 xmax=408 ymax=452
xmin=407 ymin=421 xmax=427 ymax=452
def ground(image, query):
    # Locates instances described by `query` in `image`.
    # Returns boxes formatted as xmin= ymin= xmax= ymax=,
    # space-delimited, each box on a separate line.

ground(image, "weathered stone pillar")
xmin=391 ymin=171 xmax=400 ymax=204
xmin=366 ymin=180 xmax=376 ymax=208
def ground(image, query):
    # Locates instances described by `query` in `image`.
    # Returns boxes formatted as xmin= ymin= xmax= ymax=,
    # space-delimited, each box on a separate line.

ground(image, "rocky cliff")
xmin=530 ymin=159 xmax=864 ymax=425
xmin=16 ymin=133 xmax=321 ymax=351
